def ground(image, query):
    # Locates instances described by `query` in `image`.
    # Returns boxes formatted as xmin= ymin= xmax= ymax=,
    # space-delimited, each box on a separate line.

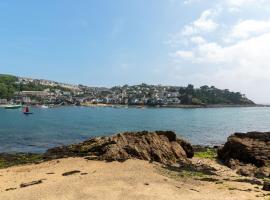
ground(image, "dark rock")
xmin=198 ymin=177 xmax=219 ymax=182
xmin=218 ymin=132 xmax=270 ymax=178
xmin=84 ymin=155 xmax=99 ymax=160
xmin=62 ymin=170 xmax=81 ymax=176
xmin=190 ymin=188 xmax=199 ymax=192
xmin=263 ymin=180 xmax=270 ymax=191
xmin=234 ymin=178 xmax=262 ymax=185
xmin=5 ymin=187 xmax=17 ymax=191
xmin=237 ymin=167 xmax=254 ymax=177
xmin=20 ymin=180 xmax=43 ymax=188
xmin=176 ymin=138 xmax=194 ymax=158
xmin=44 ymin=131 xmax=194 ymax=165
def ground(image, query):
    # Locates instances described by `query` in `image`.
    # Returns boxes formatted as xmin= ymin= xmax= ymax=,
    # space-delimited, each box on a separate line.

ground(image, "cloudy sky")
xmin=1 ymin=0 xmax=270 ymax=103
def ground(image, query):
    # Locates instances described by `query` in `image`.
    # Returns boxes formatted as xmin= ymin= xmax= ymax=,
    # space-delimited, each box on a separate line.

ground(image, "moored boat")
xmin=4 ymin=105 xmax=22 ymax=109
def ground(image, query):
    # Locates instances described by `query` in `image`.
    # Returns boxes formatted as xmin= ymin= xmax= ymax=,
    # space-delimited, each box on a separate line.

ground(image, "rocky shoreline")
xmin=43 ymin=131 xmax=194 ymax=164
xmin=218 ymin=132 xmax=270 ymax=178
xmin=0 ymin=130 xmax=269 ymax=197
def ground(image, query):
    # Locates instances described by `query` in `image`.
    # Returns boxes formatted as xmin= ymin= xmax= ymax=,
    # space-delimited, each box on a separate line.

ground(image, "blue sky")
xmin=1 ymin=0 xmax=270 ymax=103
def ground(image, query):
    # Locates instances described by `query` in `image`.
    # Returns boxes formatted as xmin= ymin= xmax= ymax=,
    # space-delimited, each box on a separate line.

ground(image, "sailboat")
xmin=23 ymin=106 xmax=33 ymax=115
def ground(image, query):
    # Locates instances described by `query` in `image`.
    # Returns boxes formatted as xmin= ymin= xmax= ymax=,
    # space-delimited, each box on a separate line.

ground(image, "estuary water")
xmin=0 ymin=106 xmax=270 ymax=153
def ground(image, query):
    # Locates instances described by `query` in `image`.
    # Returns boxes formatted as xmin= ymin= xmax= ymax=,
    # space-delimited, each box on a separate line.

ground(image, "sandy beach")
xmin=0 ymin=157 xmax=268 ymax=200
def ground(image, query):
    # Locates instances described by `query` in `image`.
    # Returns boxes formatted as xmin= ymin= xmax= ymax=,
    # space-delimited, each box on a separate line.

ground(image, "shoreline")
xmin=0 ymin=131 xmax=269 ymax=199
xmin=0 ymin=145 xmax=218 ymax=169
xmin=1 ymin=103 xmax=269 ymax=109
xmin=80 ymin=103 xmax=268 ymax=109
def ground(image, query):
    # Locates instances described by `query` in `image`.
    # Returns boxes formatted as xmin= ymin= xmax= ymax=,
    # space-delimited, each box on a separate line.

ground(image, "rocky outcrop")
xmin=44 ymin=131 xmax=194 ymax=165
xmin=218 ymin=132 xmax=270 ymax=178
xmin=263 ymin=180 xmax=270 ymax=191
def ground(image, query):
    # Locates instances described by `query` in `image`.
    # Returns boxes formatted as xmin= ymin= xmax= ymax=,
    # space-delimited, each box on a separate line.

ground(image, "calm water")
xmin=0 ymin=106 xmax=270 ymax=153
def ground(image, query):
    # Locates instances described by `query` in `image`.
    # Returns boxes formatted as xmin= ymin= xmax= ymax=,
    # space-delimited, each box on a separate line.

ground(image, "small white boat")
xmin=40 ymin=105 xmax=49 ymax=109
xmin=4 ymin=105 xmax=22 ymax=109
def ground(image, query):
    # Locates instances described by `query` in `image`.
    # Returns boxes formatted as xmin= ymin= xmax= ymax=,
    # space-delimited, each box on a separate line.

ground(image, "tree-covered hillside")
xmin=0 ymin=75 xmax=18 ymax=100
xmin=178 ymin=84 xmax=254 ymax=105
xmin=0 ymin=74 xmax=72 ymax=100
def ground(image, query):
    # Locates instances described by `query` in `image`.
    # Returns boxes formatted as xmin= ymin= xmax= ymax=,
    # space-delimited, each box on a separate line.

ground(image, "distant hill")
xmin=0 ymin=74 xmax=255 ymax=105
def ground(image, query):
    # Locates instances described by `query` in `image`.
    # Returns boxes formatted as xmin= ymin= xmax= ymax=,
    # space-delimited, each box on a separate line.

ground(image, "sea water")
xmin=0 ymin=106 xmax=270 ymax=153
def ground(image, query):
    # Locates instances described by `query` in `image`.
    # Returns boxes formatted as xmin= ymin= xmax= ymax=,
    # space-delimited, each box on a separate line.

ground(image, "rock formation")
xmin=218 ymin=132 xmax=270 ymax=178
xmin=44 ymin=131 xmax=194 ymax=165
xmin=263 ymin=180 xmax=270 ymax=191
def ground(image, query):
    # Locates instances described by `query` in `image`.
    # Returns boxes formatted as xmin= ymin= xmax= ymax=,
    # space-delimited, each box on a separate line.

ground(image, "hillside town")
xmin=0 ymin=75 xmax=254 ymax=107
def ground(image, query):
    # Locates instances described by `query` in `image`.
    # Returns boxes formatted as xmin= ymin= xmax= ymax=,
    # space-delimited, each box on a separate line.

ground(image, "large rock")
xmin=263 ymin=180 xmax=270 ymax=191
xmin=218 ymin=132 xmax=270 ymax=177
xmin=44 ymin=131 xmax=194 ymax=165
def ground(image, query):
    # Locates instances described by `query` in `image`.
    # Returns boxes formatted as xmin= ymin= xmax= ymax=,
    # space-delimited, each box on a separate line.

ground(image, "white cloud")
xmin=173 ymin=50 xmax=194 ymax=59
xmin=225 ymin=0 xmax=270 ymax=12
xmin=196 ymin=42 xmax=224 ymax=63
xmin=183 ymin=0 xmax=202 ymax=4
xmin=182 ymin=26 xmax=196 ymax=36
xmin=226 ymin=0 xmax=257 ymax=7
xmin=171 ymin=33 xmax=270 ymax=103
xmin=184 ymin=0 xmax=191 ymax=4
xmin=181 ymin=0 xmax=270 ymax=9
xmin=225 ymin=0 xmax=268 ymax=7
xmin=182 ymin=0 xmax=270 ymax=12
xmin=230 ymin=19 xmax=270 ymax=39
xmin=190 ymin=36 xmax=206 ymax=44
xmin=166 ymin=0 xmax=270 ymax=102
xmin=193 ymin=10 xmax=218 ymax=31
xmin=182 ymin=9 xmax=219 ymax=36
xmin=197 ymin=33 xmax=270 ymax=67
